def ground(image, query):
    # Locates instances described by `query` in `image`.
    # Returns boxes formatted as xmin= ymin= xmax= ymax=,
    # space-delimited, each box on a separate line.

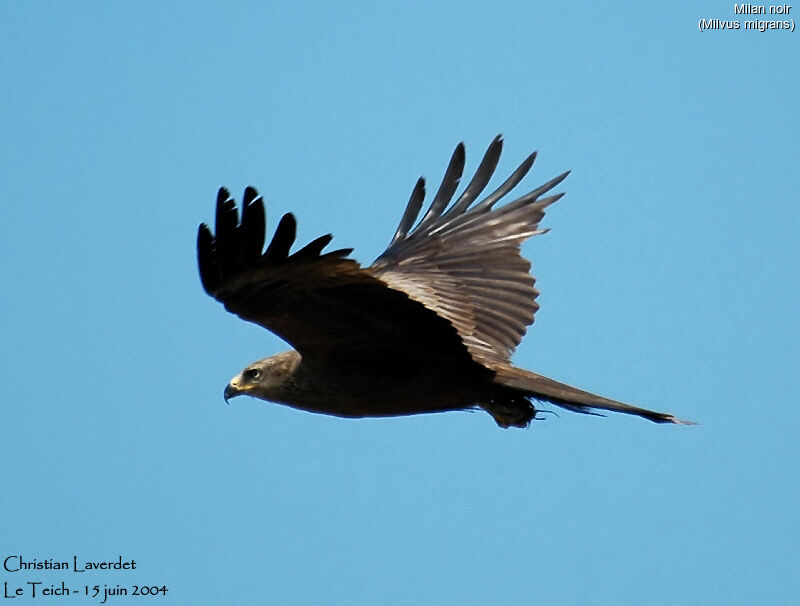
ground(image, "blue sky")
xmin=2 ymin=3 xmax=798 ymax=604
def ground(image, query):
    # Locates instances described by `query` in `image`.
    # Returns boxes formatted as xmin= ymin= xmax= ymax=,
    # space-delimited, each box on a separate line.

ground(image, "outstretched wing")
xmin=197 ymin=187 xmax=471 ymax=367
xmin=371 ymin=135 xmax=569 ymax=368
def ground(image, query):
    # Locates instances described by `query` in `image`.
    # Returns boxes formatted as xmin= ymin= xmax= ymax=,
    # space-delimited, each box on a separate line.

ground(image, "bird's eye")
xmin=244 ymin=368 xmax=261 ymax=381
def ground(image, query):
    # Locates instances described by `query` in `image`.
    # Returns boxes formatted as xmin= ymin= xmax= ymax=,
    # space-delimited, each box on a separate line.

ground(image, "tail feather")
xmin=492 ymin=366 xmax=694 ymax=425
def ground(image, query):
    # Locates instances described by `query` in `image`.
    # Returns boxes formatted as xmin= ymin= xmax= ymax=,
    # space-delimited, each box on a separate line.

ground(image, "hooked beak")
xmin=224 ymin=382 xmax=241 ymax=404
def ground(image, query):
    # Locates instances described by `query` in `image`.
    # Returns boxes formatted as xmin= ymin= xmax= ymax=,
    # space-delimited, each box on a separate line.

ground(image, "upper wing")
xmin=371 ymin=135 xmax=569 ymax=368
xmin=197 ymin=187 xmax=472 ymax=367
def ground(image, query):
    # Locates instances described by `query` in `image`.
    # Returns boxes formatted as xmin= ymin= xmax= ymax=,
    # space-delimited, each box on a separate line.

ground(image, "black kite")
xmin=197 ymin=136 xmax=691 ymax=428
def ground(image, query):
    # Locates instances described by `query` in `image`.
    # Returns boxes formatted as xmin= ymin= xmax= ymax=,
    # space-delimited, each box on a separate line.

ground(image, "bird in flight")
xmin=198 ymin=135 xmax=691 ymax=428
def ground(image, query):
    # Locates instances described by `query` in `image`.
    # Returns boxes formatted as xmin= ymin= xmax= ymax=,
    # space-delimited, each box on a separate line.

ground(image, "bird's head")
xmin=223 ymin=351 xmax=299 ymax=404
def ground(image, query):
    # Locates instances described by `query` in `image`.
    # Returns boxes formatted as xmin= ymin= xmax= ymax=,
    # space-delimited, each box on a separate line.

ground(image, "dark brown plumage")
xmin=198 ymin=135 xmax=692 ymax=428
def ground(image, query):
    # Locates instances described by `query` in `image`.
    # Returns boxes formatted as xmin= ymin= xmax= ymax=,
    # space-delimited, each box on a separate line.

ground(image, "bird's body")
xmin=200 ymin=136 xmax=691 ymax=428
xmin=235 ymin=349 xmax=490 ymax=419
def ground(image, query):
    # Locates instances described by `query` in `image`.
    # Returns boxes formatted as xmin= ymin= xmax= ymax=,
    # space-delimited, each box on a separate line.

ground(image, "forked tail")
xmin=487 ymin=365 xmax=694 ymax=427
